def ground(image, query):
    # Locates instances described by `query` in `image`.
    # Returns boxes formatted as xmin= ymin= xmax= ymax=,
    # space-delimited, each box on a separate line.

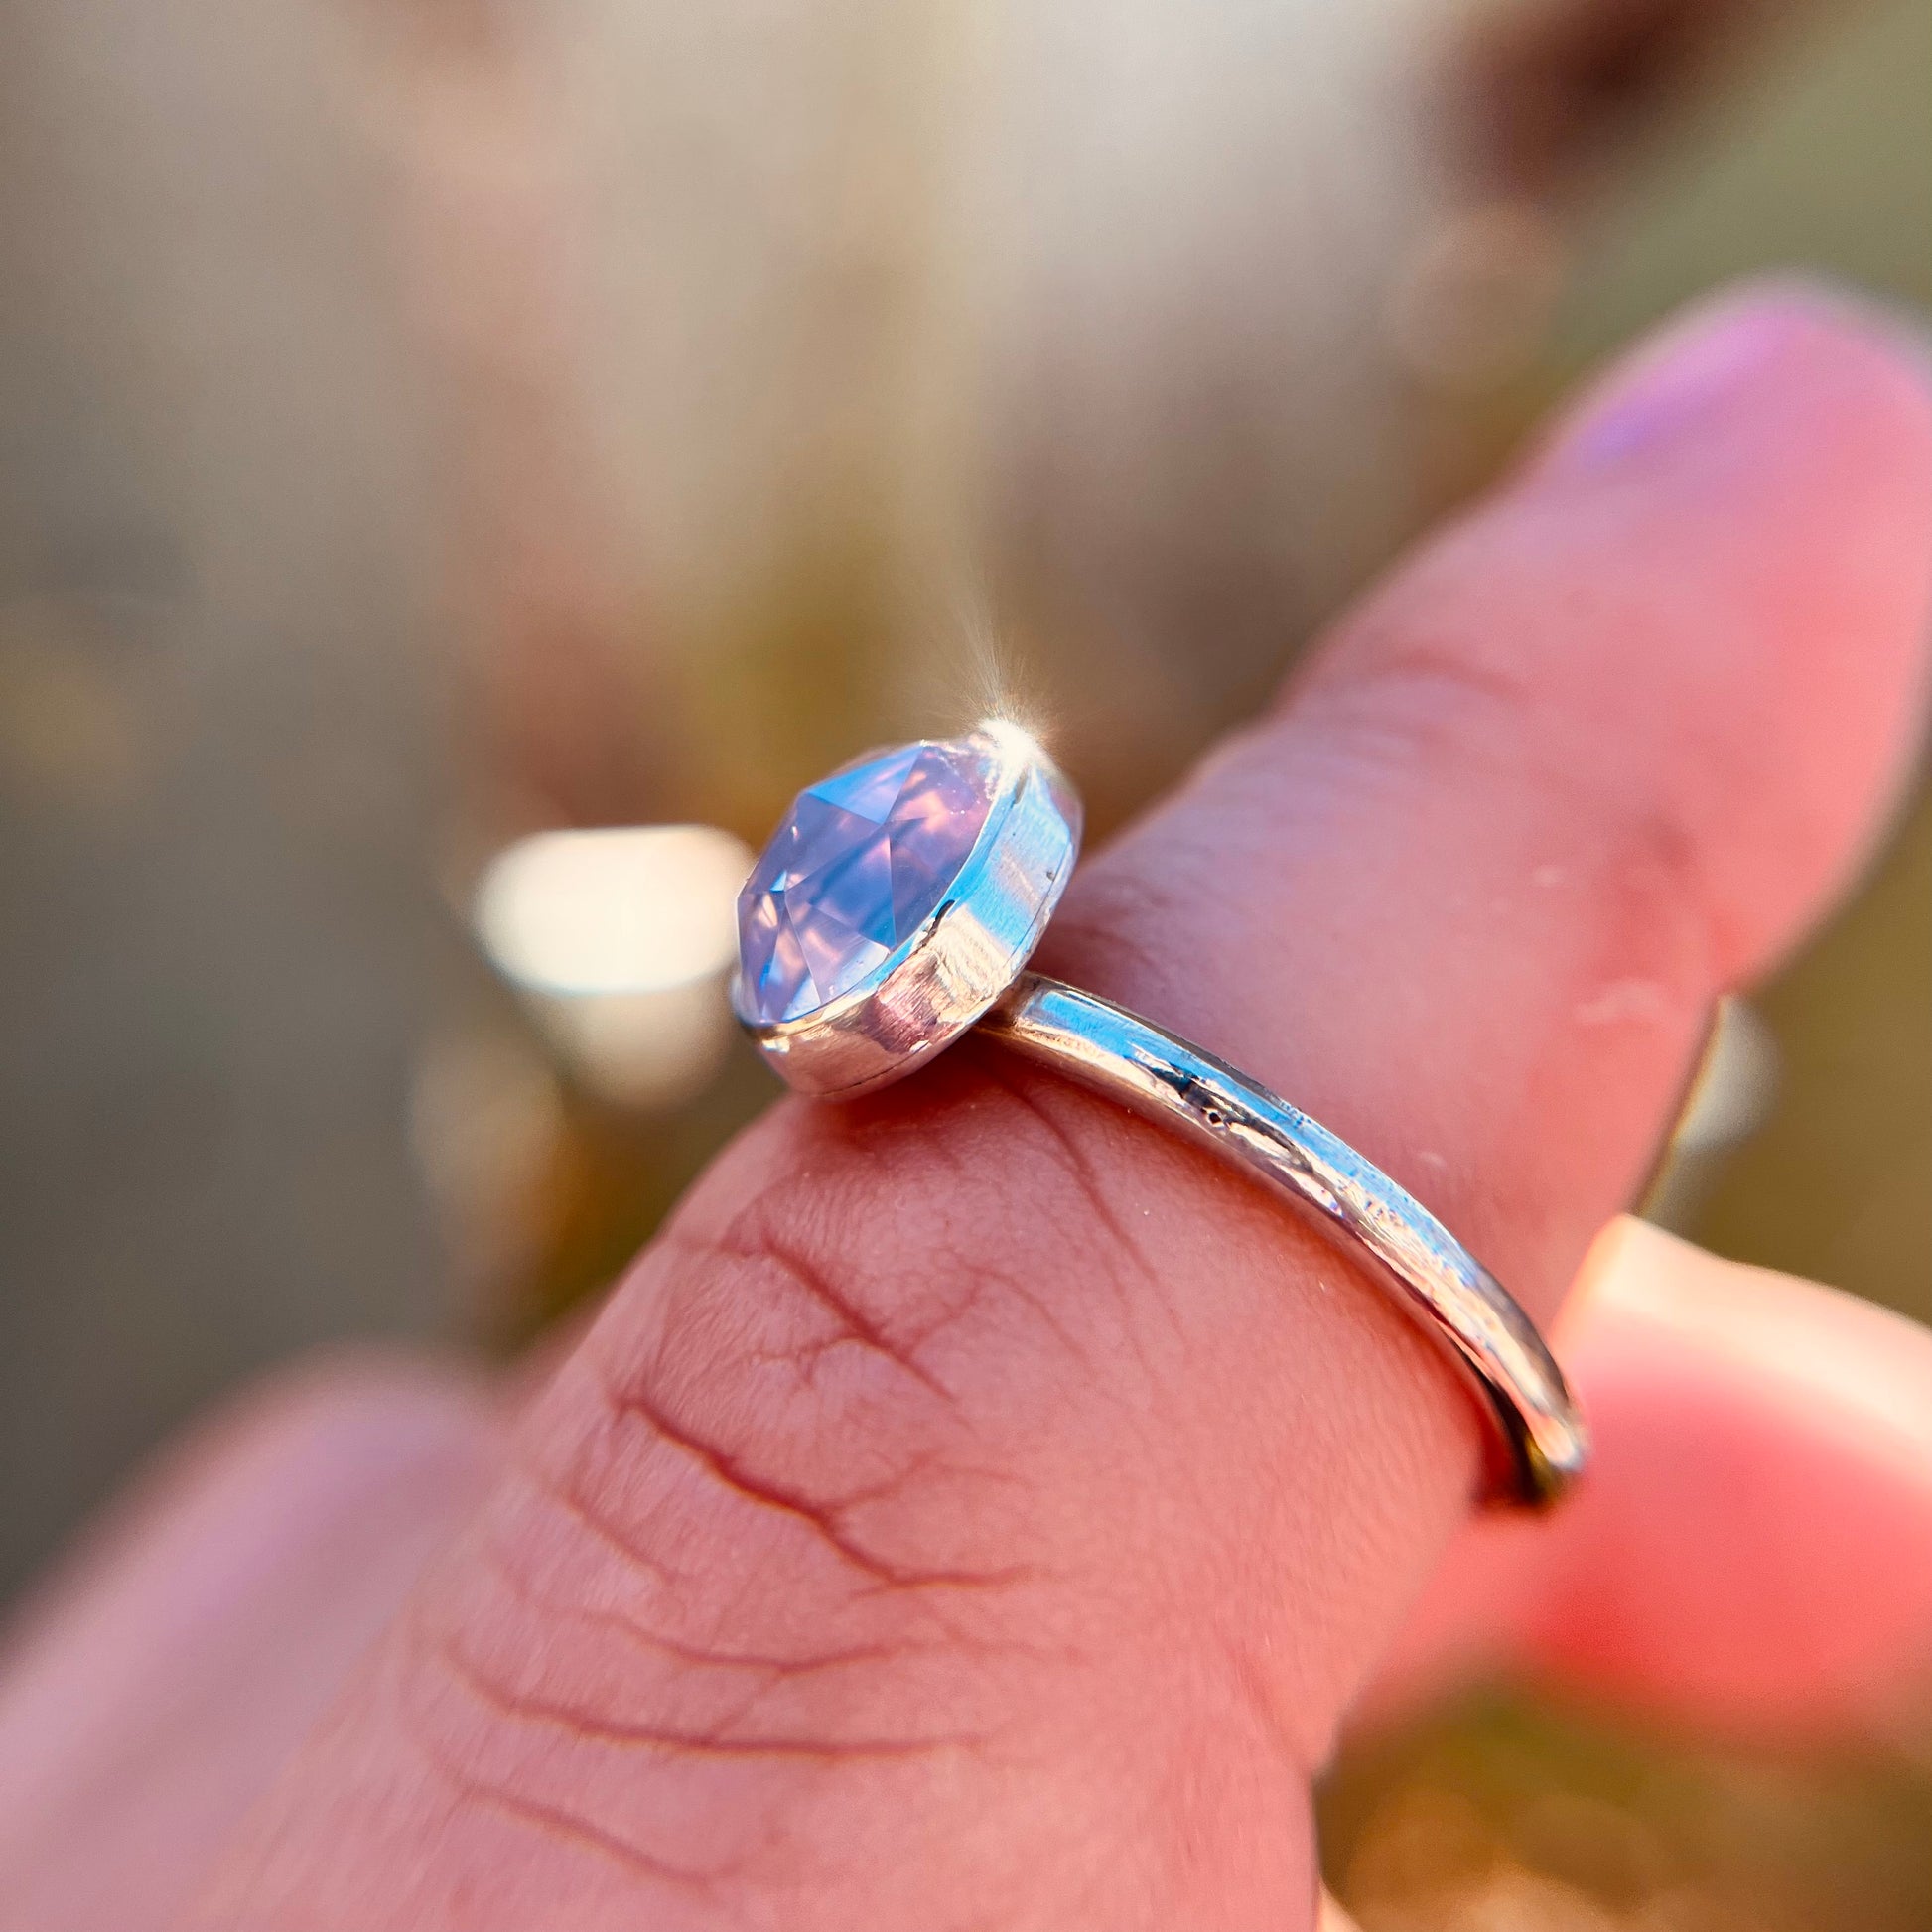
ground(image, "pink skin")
xmin=1368 ymin=1217 xmax=1932 ymax=1740
xmin=0 ymin=1360 xmax=500 ymax=1932
xmin=2 ymin=283 xmax=1931 ymax=1931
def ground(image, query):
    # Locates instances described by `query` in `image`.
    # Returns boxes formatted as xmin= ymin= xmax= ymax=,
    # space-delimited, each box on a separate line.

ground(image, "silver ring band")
xmin=983 ymin=974 xmax=1586 ymax=1505
xmin=733 ymin=721 xmax=1587 ymax=1509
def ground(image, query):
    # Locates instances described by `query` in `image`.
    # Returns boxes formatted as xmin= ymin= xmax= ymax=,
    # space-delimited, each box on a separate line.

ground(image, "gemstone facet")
xmin=737 ymin=737 xmax=1000 ymax=1025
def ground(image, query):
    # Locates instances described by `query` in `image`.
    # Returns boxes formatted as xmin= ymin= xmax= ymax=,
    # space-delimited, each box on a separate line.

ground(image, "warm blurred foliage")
xmin=1 ymin=0 xmax=1928 ymax=1919
xmin=1322 ymin=1691 xmax=1932 ymax=1931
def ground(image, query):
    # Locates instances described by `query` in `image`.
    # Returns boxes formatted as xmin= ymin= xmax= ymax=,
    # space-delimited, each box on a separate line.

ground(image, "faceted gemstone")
xmin=738 ymin=738 xmax=998 ymax=1024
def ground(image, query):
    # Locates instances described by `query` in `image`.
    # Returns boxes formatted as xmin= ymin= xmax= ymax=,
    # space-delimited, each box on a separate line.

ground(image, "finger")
xmin=1366 ymin=1218 xmax=1932 ymax=1740
xmin=0 ymin=1357 xmax=498 ymax=1932
xmin=1053 ymin=283 xmax=1932 ymax=1325
xmin=193 ymin=287 xmax=1932 ymax=1932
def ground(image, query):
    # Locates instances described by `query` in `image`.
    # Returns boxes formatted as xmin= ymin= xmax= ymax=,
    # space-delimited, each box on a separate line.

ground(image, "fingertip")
xmin=1478 ymin=275 xmax=1932 ymax=983
xmin=1565 ymin=1215 xmax=1932 ymax=1475
xmin=1527 ymin=1224 xmax=1932 ymax=1731
xmin=1534 ymin=276 xmax=1932 ymax=486
xmin=1377 ymin=1225 xmax=1932 ymax=1741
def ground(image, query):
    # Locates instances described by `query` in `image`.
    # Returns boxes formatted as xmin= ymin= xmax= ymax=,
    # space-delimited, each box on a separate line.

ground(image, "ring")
xmin=732 ymin=720 xmax=1588 ymax=1508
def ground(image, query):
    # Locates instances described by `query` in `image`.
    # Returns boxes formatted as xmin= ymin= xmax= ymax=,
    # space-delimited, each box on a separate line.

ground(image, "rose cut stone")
xmin=737 ymin=737 xmax=999 ymax=1025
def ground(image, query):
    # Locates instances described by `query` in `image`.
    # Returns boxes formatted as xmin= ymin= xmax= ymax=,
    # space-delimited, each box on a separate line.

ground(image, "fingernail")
xmin=1540 ymin=288 xmax=1833 ymax=475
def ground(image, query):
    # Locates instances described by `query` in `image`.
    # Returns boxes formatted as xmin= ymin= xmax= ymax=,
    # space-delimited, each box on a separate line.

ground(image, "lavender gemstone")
xmin=737 ymin=738 xmax=999 ymax=1025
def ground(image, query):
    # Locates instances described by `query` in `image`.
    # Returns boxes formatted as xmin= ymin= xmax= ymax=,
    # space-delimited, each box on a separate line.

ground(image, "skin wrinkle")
xmin=396 ymin=1698 xmax=726 ymax=1902
xmin=498 ymin=1445 xmax=1035 ymax=1746
xmin=743 ymin=1326 xmax=884 ymax=1397
xmin=649 ymin=1068 xmax=1189 ymax=1451
xmin=430 ymin=1628 xmax=988 ymax=1764
xmin=593 ymin=1358 xmax=1036 ymax=1597
xmin=530 ymin=1213 xmax=1082 ymax=1684
xmin=964 ymin=1056 xmax=1177 ymax=1373
xmin=671 ymin=1153 xmax=966 ymax=1397
xmin=513 ymin=1252 xmax=1028 ymax=1630
xmin=396 ymin=1577 xmax=1050 ymax=1928
xmin=655 ymin=1104 xmax=990 ymax=1393
xmin=1293 ymin=614 xmax=1546 ymax=752
xmin=871 ymin=1112 xmax=1125 ymax=1370
xmin=474 ymin=1416 xmax=1078 ymax=1787
xmin=399 ymin=1581 xmax=988 ymax=1925
xmin=474 ymin=1533 xmax=990 ymax=1684
xmin=661 ymin=1219 xmax=960 ymax=1406
xmin=515 ymin=1459 xmax=689 ymax=1593
xmin=922 ymin=1251 xmax=1104 ymax=1381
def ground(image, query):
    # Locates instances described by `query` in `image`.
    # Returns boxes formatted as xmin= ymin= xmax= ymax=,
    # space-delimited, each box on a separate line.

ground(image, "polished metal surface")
xmin=983 ymin=975 xmax=1588 ymax=1506
xmin=734 ymin=721 xmax=1082 ymax=1097
xmin=737 ymin=722 xmax=1587 ymax=1508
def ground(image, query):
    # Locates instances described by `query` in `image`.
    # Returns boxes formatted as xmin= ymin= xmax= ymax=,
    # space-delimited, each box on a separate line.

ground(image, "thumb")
xmin=1364 ymin=1217 xmax=1932 ymax=1741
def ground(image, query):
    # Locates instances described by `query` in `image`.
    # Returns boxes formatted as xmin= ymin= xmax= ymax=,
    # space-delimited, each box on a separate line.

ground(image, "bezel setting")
xmin=733 ymin=721 xmax=1082 ymax=1098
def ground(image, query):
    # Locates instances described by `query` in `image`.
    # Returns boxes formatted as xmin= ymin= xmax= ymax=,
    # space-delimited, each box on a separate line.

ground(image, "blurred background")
xmin=1 ymin=0 xmax=1927 ymax=1921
